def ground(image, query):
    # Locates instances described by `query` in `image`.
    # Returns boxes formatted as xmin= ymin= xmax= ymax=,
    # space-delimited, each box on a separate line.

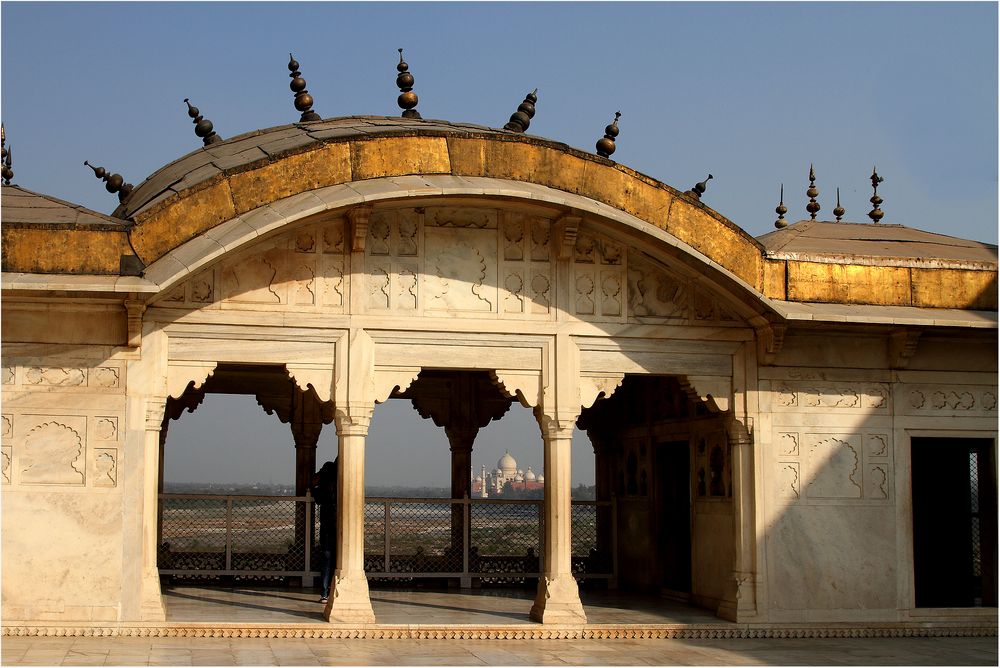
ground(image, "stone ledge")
xmin=3 ymin=621 xmax=996 ymax=640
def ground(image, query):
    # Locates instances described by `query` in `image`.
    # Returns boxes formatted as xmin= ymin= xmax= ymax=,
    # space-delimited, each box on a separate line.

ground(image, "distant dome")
xmin=498 ymin=450 xmax=517 ymax=476
xmin=536 ymin=474 xmax=544 ymax=483
xmin=525 ymin=467 xmax=537 ymax=482
xmin=475 ymin=475 xmax=483 ymax=482
xmin=514 ymin=472 xmax=525 ymax=482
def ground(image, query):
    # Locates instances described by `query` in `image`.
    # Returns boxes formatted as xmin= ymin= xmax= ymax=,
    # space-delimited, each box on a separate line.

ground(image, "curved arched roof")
xmin=1 ymin=116 xmax=995 ymax=313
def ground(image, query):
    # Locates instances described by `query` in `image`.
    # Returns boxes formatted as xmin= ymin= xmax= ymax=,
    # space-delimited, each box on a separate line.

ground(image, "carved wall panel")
xmin=499 ymin=214 xmax=553 ymax=317
xmin=771 ymin=382 xmax=890 ymax=413
xmin=424 ymin=227 xmax=496 ymax=313
xmin=2 ymin=363 xmax=126 ymax=394
xmin=20 ymin=417 xmax=86 ymax=485
xmin=93 ymin=448 xmax=118 ymax=487
xmin=773 ymin=429 xmax=893 ymax=504
xmin=572 ymin=232 xmax=627 ymax=322
xmin=627 ymin=252 xmax=689 ymax=320
xmin=903 ymin=385 xmax=997 ymax=416
xmin=365 ymin=210 xmax=425 ymax=312
xmin=1 ymin=445 xmax=10 ymax=484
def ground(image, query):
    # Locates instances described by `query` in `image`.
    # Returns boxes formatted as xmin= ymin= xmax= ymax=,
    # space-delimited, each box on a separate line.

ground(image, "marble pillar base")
xmin=324 ymin=571 xmax=375 ymax=623
xmin=529 ymin=574 xmax=587 ymax=624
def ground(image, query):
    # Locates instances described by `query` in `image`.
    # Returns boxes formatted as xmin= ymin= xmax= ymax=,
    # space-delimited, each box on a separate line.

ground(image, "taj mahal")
xmin=472 ymin=450 xmax=545 ymax=497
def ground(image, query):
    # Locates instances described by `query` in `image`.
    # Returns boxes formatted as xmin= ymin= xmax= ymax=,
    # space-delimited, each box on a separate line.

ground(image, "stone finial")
xmin=833 ymin=187 xmax=845 ymax=222
xmin=1 ymin=124 xmax=12 ymax=185
xmin=396 ymin=48 xmax=421 ymax=119
xmin=504 ymin=89 xmax=537 ymax=133
xmin=596 ymin=111 xmax=621 ymax=158
xmin=84 ymin=160 xmax=133 ymax=202
xmin=806 ymin=164 xmax=820 ymax=220
xmin=868 ymin=166 xmax=884 ymax=224
xmin=288 ymin=53 xmax=320 ymax=122
xmin=686 ymin=174 xmax=713 ymax=200
xmin=184 ymin=98 xmax=221 ymax=146
xmin=774 ymin=183 xmax=788 ymax=229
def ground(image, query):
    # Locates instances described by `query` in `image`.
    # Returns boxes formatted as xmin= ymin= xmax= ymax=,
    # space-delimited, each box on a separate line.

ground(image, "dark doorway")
xmin=912 ymin=437 xmax=997 ymax=607
xmin=655 ymin=440 xmax=692 ymax=597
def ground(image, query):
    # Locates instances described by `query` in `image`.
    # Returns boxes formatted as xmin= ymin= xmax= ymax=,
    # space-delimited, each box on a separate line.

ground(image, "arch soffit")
xmin=143 ymin=176 xmax=773 ymax=321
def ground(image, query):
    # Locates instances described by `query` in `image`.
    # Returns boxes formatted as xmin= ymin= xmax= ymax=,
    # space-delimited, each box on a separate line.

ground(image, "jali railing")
xmin=158 ymin=494 xmax=616 ymax=585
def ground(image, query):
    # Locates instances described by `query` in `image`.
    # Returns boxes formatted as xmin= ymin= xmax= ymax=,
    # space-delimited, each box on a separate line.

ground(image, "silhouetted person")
xmin=311 ymin=458 xmax=338 ymax=603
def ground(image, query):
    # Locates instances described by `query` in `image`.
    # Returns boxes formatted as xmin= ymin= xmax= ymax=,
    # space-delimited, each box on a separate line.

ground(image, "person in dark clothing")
xmin=310 ymin=458 xmax=338 ymax=603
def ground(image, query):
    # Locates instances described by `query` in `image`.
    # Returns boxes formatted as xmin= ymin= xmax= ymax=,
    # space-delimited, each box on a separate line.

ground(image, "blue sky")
xmin=2 ymin=2 xmax=996 ymax=487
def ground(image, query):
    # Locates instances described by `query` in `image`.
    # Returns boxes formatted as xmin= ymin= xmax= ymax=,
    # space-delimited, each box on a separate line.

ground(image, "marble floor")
xmin=2 ymin=634 xmax=997 ymax=665
xmin=161 ymin=584 xmax=722 ymax=626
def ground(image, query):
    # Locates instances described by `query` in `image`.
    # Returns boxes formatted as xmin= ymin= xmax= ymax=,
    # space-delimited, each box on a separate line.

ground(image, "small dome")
xmin=525 ymin=467 xmax=537 ymax=482
xmin=514 ymin=472 xmax=525 ymax=482
xmin=475 ymin=475 xmax=483 ymax=482
xmin=498 ymin=450 xmax=517 ymax=476
xmin=536 ymin=474 xmax=544 ymax=483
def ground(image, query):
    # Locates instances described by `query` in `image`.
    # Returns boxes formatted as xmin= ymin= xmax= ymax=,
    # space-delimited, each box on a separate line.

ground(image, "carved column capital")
xmin=145 ymin=396 xmax=168 ymax=432
xmin=553 ymin=214 xmax=582 ymax=261
xmin=335 ymin=405 xmax=373 ymax=436
xmin=753 ymin=320 xmax=786 ymax=366
xmin=534 ymin=407 xmax=577 ymax=441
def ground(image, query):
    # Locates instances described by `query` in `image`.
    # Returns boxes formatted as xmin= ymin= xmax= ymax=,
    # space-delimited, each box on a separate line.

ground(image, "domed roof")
xmin=524 ymin=467 xmax=537 ymax=482
xmin=514 ymin=472 xmax=525 ymax=482
xmin=536 ymin=474 xmax=544 ymax=483
xmin=498 ymin=450 xmax=517 ymax=475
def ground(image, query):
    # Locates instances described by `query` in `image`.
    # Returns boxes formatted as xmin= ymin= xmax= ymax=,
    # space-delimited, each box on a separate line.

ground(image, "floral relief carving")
xmin=574 ymin=235 xmax=595 ymax=263
xmin=25 ymin=367 xmax=86 ymax=387
xmin=530 ymin=220 xmax=550 ymax=261
xmin=693 ymin=292 xmax=715 ymax=320
xmin=931 ymin=390 xmax=975 ymax=410
xmin=2 ymin=366 xmax=13 ymax=385
xmin=425 ymin=207 xmax=494 ymax=228
xmin=863 ymin=387 xmax=887 ymax=409
xmin=1 ymin=446 xmax=10 ymax=484
xmin=322 ymin=221 xmax=345 ymax=253
xmin=428 ymin=240 xmax=492 ymax=311
xmin=776 ymin=387 xmax=797 ymax=407
xmin=575 ymin=274 xmax=595 ymax=315
xmin=601 ymin=272 xmax=622 ymax=317
xmin=909 ymin=390 xmax=926 ymax=408
xmin=320 ymin=258 xmax=344 ymax=308
xmin=530 ymin=273 xmax=551 ymax=313
xmin=778 ymin=433 xmax=799 ymax=457
xmin=161 ymin=284 xmax=186 ymax=303
xmin=190 ymin=276 xmax=213 ymax=303
xmin=294 ymin=231 xmax=316 ymax=253
xmin=92 ymin=367 xmax=120 ymax=389
xmin=290 ymin=261 xmax=316 ymax=306
xmin=369 ymin=216 xmax=391 ymax=255
xmin=2 ymin=415 xmax=11 ymax=440
xmin=21 ymin=421 xmax=85 ymax=485
xmin=504 ymin=272 xmax=524 ymax=313
xmin=94 ymin=449 xmax=117 ymax=487
xmin=778 ymin=463 xmax=800 ymax=499
xmin=397 ymin=215 xmax=419 ymax=256
xmin=503 ymin=220 xmax=524 ymax=261
xmin=397 ymin=269 xmax=418 ymax=310
xmin=984 ymin=391 xmax=997 ymax=411
xmin=868 ymin=465 xmax=888 ymax=500
xmin=866 ymin=434 xmax=888 ymax=459
xmin=807 ymin=437 xmax=861 ymax=499
xmin=627 ymin=258 xmax=688 ymax=319
xmin=222 ymin=251 xmax=281 ymax=303
xmin=95 ymin=417 xmax=118 ymax=441
xmin=368 ymin=267 xmax=391 ymax=310
xmin=598 ymin=240 xmax=622 ymax=265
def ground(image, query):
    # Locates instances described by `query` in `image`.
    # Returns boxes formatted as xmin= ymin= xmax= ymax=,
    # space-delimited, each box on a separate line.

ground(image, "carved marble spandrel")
xmin=20 ymin=418 xmax=87 ymax=485
xmin=424 ymin=228 xmax=496 ymax=313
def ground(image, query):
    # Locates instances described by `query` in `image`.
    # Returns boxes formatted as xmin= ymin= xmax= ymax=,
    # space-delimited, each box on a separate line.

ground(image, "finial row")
xmin=773 ymin=166 xmax=886 ymax=228
xmin=1 ymin=124 xmax=12 ymax=186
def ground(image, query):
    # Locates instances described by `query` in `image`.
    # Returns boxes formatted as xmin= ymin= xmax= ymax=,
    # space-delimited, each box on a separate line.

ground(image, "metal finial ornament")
xmin=774 ymin=184 xmax=788 ymax=229
xmin=184 ymin=98 xmax=221 ymax=146
xmin=687 ymin=174 xmax=713 ymax=200
xmin=1 ymin=124 xmax=12 ymax=186
xmin=287 ymin=53 xmax=320 ymax=122
xmin=868 ymin=166 xmax=885 ymax=224
xmin=396 ymin=49 xmax=421 ymax=119
xmin=503 ymin=89 xmax=538 ymax=133
xmin=596 ymin=111 xmax=621 ymax=158
xmin=84 ymin=160 xmax=133 ymax=202
xmin=833 ymin=187 xmax=845 ymax=222
xmin=806 ymin=164 xmax=821 ymax=220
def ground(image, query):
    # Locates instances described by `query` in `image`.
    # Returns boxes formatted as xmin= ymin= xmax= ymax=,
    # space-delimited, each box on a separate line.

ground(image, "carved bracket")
xmin=373 ymin=366 xmax=421 ymax=404
xmin=553 ymin=215 xmax=581 ymax=261
xmin=286 ymin=364 xmax=334 ymax=404
xmin=124 ymin=298 xmax=146 ymax=349
xmin=754 ymin=321 xmax=786 ymax=366
xmin=347 ymin=205 xmax=372 ymax=253
xmin=890 ymin=328 xmax=921 ymax=369
xmin=490 ymin=369 xmax=542 ymax=408
xmin=166 ymin=361 xmax=217 ymax=400
xmin=579 ymin=372 xmax=625 ymax=409
xmin=679 ymin=374 xmax=731 ymax=413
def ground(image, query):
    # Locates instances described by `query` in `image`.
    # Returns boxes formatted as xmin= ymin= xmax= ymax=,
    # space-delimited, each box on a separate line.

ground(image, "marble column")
xmin=530 ymin=414 xmax=587 ymax=623
xmin=139 ymin=396 xmax=168 ymax=621
xmin=324 ymin=408 xmax=376 ymax=623
xmin=717 ymin=416 xmax=756 ymax=622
